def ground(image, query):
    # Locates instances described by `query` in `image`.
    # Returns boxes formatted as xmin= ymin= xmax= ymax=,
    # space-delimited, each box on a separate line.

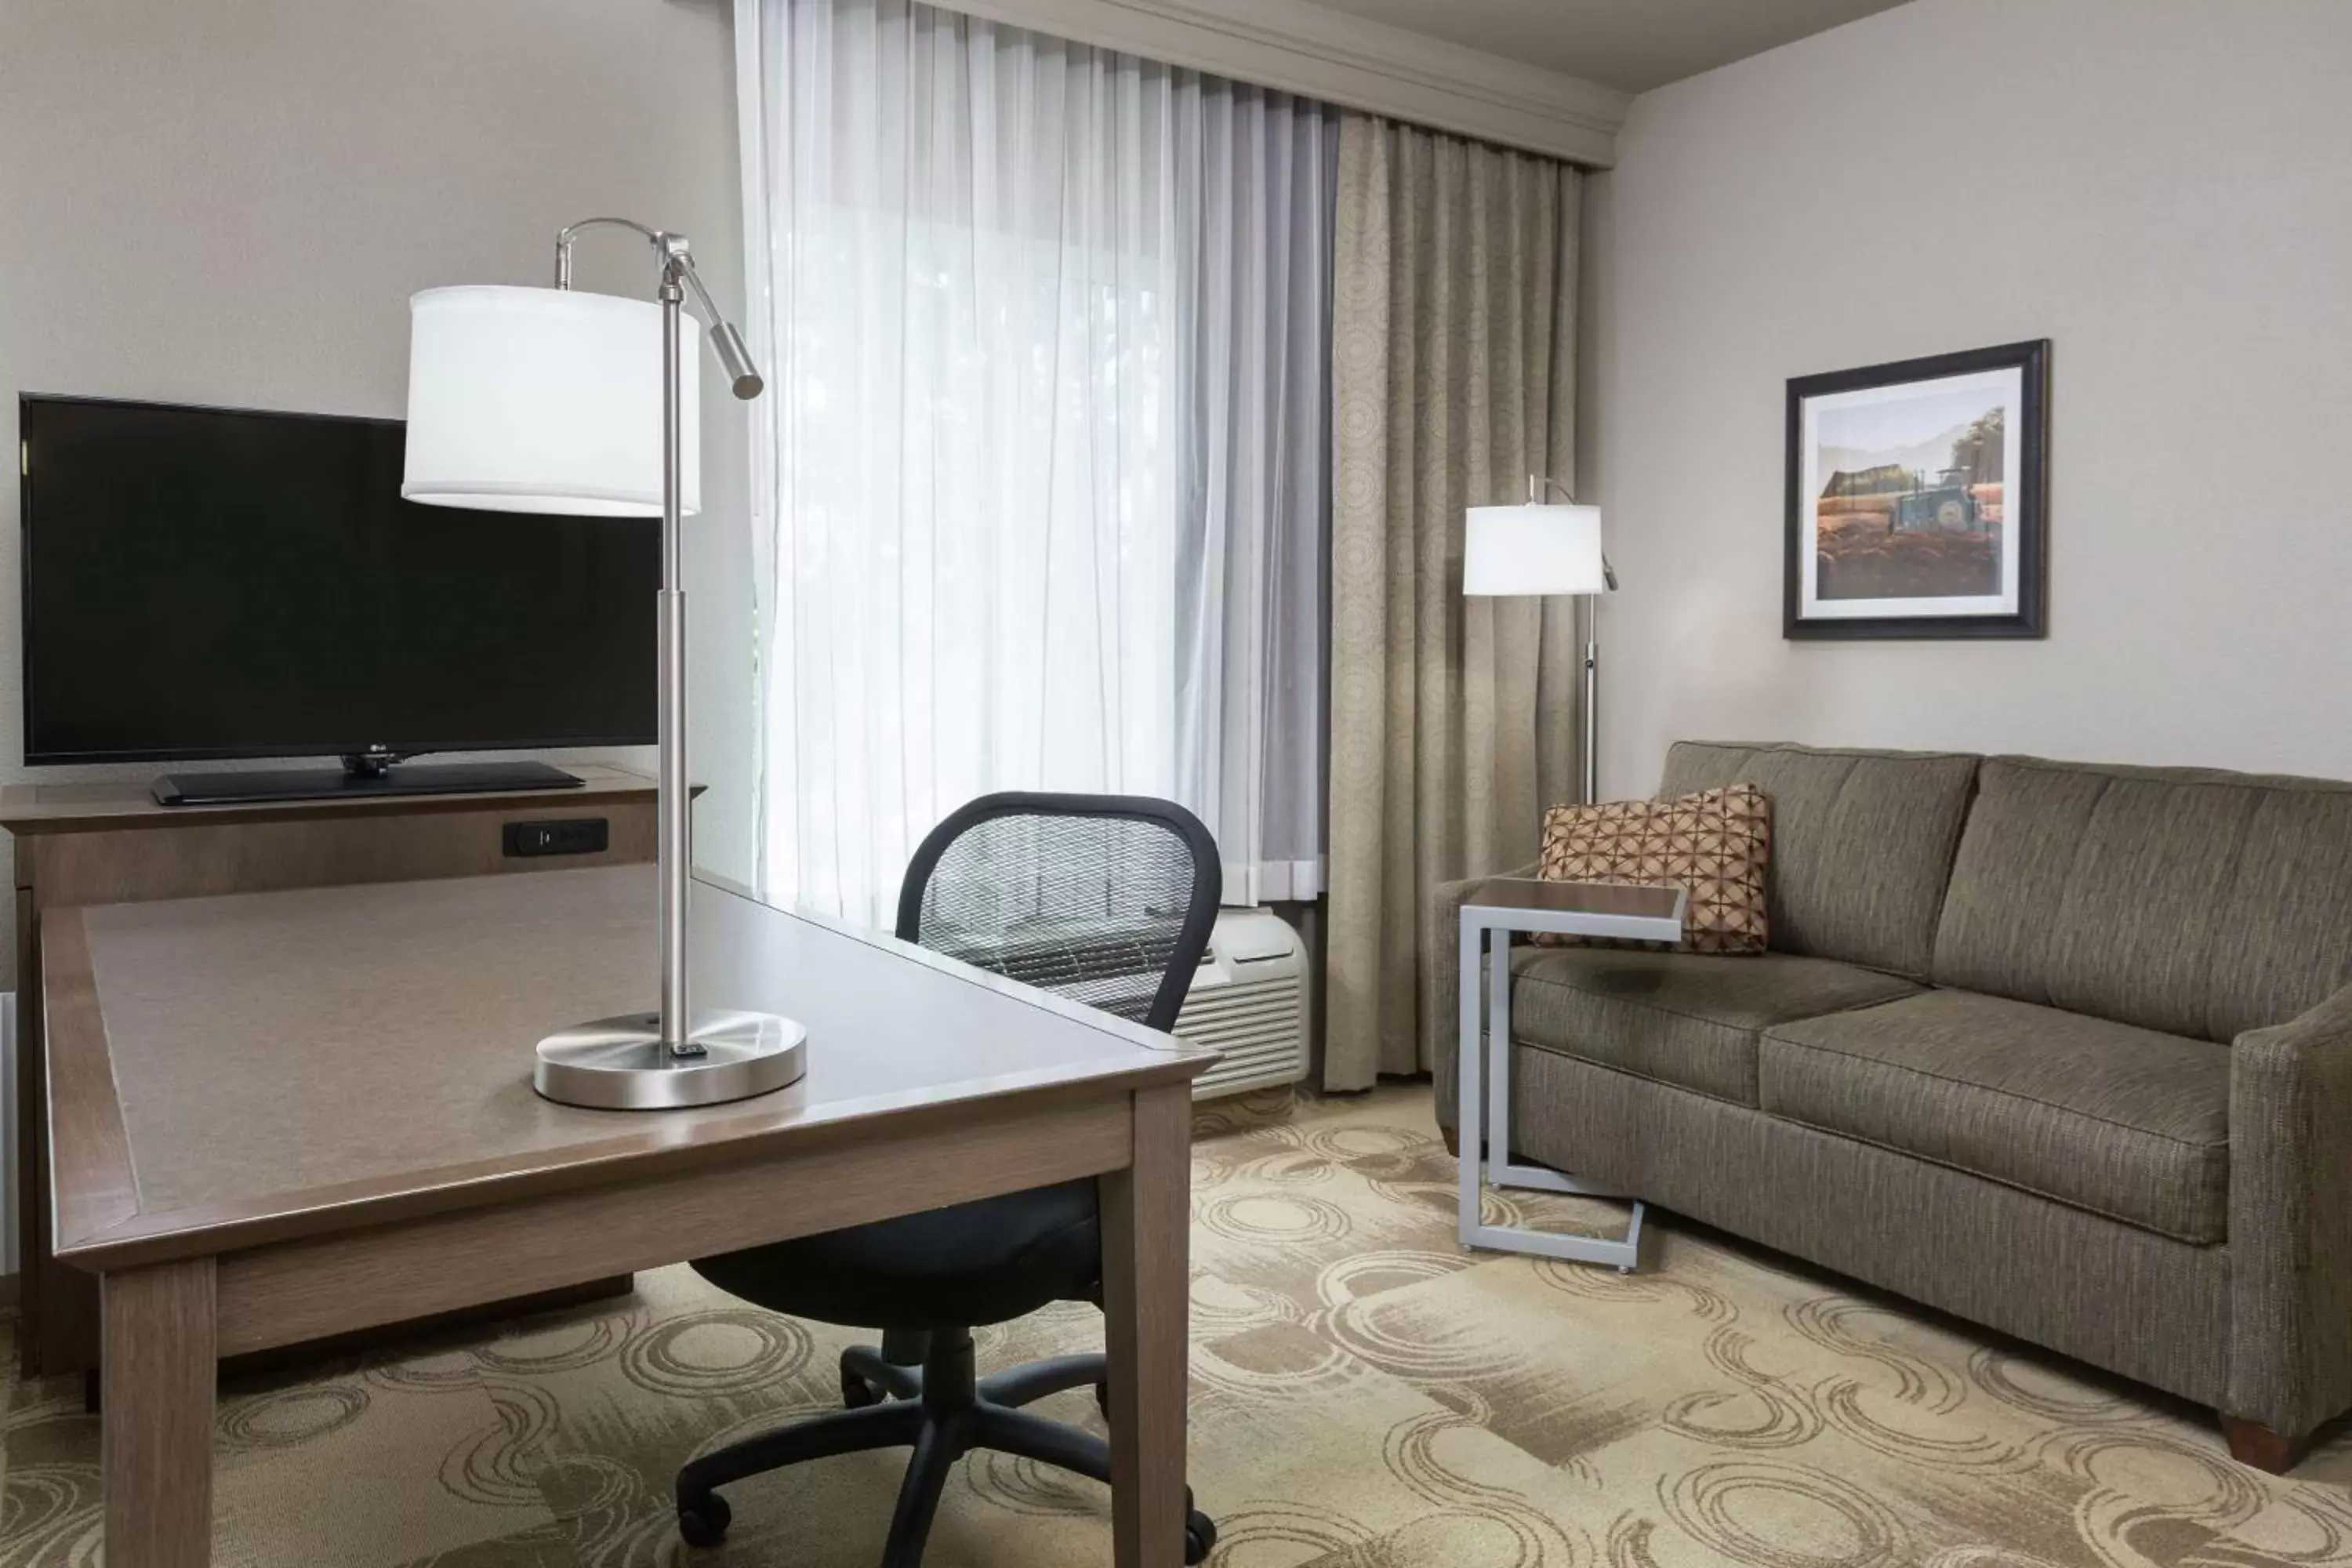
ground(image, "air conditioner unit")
xmin=1175 ymin=909 xmax=1310 ymax=1100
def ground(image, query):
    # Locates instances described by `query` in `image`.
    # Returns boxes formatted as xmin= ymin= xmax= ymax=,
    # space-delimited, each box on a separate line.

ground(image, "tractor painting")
xmin=1892 ymin=465 xmax=1985 ymax=535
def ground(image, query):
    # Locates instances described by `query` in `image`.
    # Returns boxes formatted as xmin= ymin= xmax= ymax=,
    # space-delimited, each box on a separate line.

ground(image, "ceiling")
xmin=1304 ymin=0 xmax=1915 ymax=94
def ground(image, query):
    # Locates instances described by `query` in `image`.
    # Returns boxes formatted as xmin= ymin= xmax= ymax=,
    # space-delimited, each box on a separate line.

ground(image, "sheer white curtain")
xmin=735 ymin=0 xmax=1330 ymax=924
xmin=735 ymin=0 xmax=1177 ymax=925
xmin=1174 ymin=87 xmax=1335 ymax=904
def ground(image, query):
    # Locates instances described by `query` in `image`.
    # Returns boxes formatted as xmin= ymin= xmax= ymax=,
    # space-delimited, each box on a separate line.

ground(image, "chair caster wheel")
xmin=677 ymin=1490 xmax=732 ymax=1548
xmin=1185 ymin=1508 xmax=1217 ymax=1565
xmin=843 ymin=1367 xmax=885 ymax=1409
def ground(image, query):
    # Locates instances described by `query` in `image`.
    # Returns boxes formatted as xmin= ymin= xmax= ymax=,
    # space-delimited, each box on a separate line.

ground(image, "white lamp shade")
xmin=1463 ymin=503 xmax=1606 ymax=596
xmin=402 ymin=284 xmax=698 ymax=517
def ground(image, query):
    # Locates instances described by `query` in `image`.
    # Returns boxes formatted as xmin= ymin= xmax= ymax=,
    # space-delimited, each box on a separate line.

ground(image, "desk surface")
xmin=47 ymin=864 xmax=1210 ymax=1271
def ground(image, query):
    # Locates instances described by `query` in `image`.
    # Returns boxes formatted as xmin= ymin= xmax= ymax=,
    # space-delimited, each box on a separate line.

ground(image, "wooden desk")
xmin=43 ymin=864 xmax=1214 ymax=1566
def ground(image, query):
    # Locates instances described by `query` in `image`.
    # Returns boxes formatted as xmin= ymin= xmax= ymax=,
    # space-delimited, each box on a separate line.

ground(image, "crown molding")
xmin=926 ymin=0 xmax=1628 ymax=166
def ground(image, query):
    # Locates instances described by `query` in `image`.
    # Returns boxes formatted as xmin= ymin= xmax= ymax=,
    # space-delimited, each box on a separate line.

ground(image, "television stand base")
xmin=152 ymin=760 xmax=585 ymax=807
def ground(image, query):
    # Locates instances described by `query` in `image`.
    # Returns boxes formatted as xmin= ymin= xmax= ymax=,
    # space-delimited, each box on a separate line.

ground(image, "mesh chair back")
xmin=896 ymin=794 xmax=1221 ymax=1033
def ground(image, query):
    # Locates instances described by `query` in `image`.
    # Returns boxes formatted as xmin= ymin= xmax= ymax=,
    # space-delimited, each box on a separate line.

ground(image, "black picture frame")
xmin=1784 ymin=339 xmax=2049 ymax=640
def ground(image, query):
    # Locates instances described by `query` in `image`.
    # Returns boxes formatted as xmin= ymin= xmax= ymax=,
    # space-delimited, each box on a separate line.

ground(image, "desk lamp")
xmin=1464 ymin=477 xmax=1615 ymax=804
xmin=401 ymin=219 xmax=807 ymax=1109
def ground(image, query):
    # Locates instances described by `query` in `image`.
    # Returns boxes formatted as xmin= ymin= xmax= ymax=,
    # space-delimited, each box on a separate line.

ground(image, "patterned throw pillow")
xmin=1534 ymin=785 xmax=1772 ymax=955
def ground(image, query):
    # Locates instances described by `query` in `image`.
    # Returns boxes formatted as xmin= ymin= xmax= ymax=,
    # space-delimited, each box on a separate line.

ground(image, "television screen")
xmin=20 ymin=394 xmax=658 ymax=764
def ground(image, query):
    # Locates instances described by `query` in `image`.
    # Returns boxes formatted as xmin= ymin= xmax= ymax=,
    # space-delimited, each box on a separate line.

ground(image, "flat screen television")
xmin=19 ymin=394 xmax=658 ymax=800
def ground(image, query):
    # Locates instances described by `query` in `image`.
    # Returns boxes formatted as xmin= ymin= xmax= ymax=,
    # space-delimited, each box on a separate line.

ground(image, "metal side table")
xmin=1457 ymin=877 xmax=1686 ymax=1270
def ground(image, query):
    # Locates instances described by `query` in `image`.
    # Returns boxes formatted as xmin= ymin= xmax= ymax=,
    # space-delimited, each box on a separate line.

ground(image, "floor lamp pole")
xmin=657 ymin=258 xmax=691 ymax=1046
xmin=1500 ymin=474 xmax=1612 ymax=806
xmin=528 ymin=220 xmax=808 ymax=1111
xmin=1582 ymin=591 xmax=1600 ymax=806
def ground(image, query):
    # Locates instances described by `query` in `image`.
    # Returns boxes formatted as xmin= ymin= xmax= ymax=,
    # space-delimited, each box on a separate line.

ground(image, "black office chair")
xmin=675 ymin=793 xmax=1222 ymax=1566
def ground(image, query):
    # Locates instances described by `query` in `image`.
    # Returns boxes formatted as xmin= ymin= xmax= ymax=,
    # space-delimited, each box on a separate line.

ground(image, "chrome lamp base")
xmin=534 ymin=1010 xmax=809 ymax=1110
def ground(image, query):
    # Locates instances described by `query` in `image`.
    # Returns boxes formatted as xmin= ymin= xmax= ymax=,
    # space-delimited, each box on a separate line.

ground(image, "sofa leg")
xmin=2220 ymin=1415 xmax=2312 ymax=1474
xmin=1440 ymin=1124 xmax=1460 ymax=1158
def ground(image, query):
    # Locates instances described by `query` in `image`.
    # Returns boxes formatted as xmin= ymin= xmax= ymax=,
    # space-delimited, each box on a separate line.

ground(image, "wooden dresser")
xmin=3 ymin=764 xmax=659 ymax=1380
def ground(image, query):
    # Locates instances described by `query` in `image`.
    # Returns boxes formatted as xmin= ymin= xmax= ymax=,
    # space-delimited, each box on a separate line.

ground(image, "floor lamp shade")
xmin=402 ymin=285 xmax=699 ymax=517
xmin=1465 ymin=494 xmax=1612 ymax=807
xmin=1462 ymin=503 xmax=1606 ymax=597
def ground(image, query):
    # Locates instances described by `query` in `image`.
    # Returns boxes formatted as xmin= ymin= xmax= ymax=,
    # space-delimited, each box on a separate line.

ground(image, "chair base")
xmin=840 ymin=1333 xmax=1112 ymax=1417
xmin=675 ymin=1328 xmax=1213 ymax=1566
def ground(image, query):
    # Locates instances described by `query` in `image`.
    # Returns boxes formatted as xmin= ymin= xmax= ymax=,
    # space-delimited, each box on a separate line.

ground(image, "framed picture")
xmin=1785 ymin=339 xmax=2049 ymax=639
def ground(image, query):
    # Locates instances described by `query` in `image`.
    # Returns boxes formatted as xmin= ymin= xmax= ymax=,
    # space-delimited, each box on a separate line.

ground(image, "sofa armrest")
xmin=2228 ymin=983 xmax=2352 ymax=1435
xmin=1428 ymin=863 xmax=1538 ymax=1133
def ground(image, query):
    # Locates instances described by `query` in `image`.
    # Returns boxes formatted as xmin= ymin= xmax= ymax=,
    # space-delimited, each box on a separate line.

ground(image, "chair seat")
xmin=691 ymin=1179 xmax=1101 ymax=1330
xmin=1511 ymin=946 xmax=1922 ymax=1105
xmin=1760 ymin=989 xmax=2231 ymax=1243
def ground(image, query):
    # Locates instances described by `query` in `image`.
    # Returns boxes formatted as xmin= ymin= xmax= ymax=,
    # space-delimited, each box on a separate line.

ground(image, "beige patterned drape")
xmin=1323 ymin=114 xmax=1582 ymax=1091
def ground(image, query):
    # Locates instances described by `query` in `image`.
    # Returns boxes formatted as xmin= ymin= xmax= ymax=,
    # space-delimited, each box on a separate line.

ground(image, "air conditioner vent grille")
xmin=1174 ymin=912 xmax=1310 ymax=1099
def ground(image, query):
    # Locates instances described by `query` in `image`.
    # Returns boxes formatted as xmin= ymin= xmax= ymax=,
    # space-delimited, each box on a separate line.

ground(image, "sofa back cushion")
xmin=1932 ymin=756 xmax=2352 ymax=1042
xmin=1657 ymin=742 xmax=1978 ymax=980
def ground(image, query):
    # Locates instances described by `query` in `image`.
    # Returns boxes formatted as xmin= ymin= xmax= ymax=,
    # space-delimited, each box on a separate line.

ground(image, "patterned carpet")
xmin=6 ymin=1085 xmax=2352 ymax=1566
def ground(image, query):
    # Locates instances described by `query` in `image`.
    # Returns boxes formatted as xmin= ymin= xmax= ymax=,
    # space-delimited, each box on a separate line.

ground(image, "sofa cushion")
xmin=1659 ymin=741 xmax=1977 ymax=982
xmin=1760 ymin=989 xmax=2231 ymax=1243
xmin=1932 ymin=755 xmax=2352 ymax=1044
xmin=1535 ymin=785 xmax=1772 ymax=955
xmin=1509 ymin=946 xmax=1921 ymax=1105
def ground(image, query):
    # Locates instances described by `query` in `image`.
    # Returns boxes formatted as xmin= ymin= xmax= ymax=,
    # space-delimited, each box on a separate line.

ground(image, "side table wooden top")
xmin=1463 ymin=877 xmax=1688 ymax=923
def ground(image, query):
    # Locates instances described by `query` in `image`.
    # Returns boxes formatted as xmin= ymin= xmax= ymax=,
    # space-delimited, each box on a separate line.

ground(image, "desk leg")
xmin=103 ymin=1258 xmax=216 ymax=1566
xmin=1102 ymin=1083 xmax=1190 ymax=1568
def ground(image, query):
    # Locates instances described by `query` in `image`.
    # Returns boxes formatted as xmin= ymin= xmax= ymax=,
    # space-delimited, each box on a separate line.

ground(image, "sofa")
xmin=1432 ymin=740 xmax=2352 ymax=1472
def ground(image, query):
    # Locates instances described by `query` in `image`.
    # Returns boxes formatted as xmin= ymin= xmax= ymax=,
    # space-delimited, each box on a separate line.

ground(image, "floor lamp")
xmin=1464 ymin=477 xmax=1615 ymax=804
xmin=401 ymin=219 xmax=808 ymax=1110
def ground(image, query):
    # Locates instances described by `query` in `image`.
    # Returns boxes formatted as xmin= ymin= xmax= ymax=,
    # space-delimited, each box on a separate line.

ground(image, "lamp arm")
xmin=553 ymin=218 xmax=764 ymax=400
xmin=668 ymin=249 xmax=765 ymax=399
xmin=553 ymin=216 xmax=665 ymax=288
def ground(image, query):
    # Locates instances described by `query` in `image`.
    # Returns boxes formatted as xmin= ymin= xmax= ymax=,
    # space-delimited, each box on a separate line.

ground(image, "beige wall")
xmin=1581 ymin=0 xmax=2352 ymax=797
xmin=0 ymin=0 xmax=760 ymax=985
